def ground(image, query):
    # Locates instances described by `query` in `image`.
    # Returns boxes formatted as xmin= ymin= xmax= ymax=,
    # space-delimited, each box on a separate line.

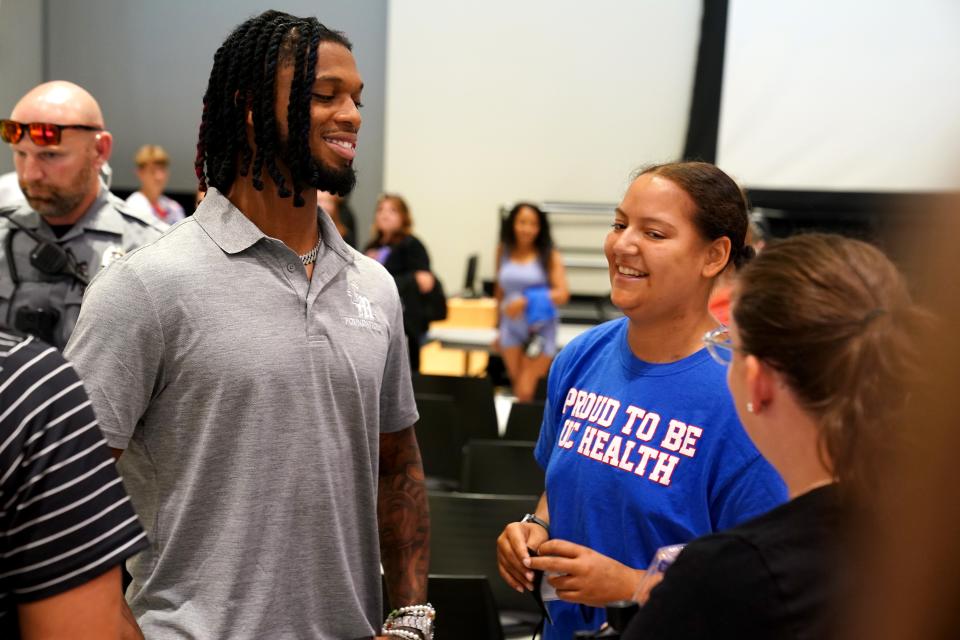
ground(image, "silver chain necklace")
xmin=299 ymin=235 xmax=323 ymax=265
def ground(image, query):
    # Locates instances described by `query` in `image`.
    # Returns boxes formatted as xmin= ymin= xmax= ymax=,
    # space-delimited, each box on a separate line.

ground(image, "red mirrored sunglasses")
xmin=0 ymin=120 xmax=103 ymax=146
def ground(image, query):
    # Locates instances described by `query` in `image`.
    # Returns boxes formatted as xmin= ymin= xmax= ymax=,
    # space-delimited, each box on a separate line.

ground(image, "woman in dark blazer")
xmin=364 ymin=194 xmax=436 ymax=372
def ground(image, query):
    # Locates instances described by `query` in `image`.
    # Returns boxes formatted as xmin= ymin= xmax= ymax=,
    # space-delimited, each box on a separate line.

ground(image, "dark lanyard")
xmin=0 ymin=209 xmax=88 ymax=286
xmin=4 ymin=228 xmax=20 ymax=326
xmin=4 ymin=226 xmax=19 ymax=286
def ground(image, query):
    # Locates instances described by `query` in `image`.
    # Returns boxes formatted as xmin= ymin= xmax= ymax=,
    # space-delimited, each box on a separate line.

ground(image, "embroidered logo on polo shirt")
xmin=344 ymin=281 xmax=380 ymax=331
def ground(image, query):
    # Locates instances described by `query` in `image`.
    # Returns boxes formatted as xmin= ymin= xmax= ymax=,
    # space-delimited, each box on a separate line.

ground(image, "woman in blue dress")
xmin=495 ymin=203 xmax=569 ymax=401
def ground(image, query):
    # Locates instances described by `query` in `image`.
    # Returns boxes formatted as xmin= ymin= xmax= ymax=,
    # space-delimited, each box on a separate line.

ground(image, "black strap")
xmin=4 ymin=227 xmax=20 ymax=327
xmin=5 ymin=226 xmax=19 ymax=286
xmin=0 ymin=210 xmax=88 ymax=286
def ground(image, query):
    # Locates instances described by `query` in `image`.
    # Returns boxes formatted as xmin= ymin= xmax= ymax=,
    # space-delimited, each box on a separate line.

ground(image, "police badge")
xmin=100 ymin=245 xmax=126 ymax=269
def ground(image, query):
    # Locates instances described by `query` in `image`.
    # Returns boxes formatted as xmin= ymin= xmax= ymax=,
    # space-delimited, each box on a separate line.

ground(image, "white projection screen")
xmin=717 ymin=0 xmax=960 ymax=193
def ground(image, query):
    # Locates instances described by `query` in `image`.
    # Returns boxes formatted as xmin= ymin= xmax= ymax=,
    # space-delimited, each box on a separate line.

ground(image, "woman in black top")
xmin=364 ymin=194 xmax=435 ymax=372
xmin=624 ymin=234 xmax=928 ymax=640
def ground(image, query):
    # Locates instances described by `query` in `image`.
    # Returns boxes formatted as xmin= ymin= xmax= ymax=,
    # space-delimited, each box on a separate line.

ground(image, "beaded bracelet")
xmin=382 ymin=603 xmax=435 ymax=640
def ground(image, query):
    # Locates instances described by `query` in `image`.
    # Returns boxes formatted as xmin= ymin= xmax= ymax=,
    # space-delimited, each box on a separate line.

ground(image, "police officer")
xmin=0 ymin=81 xmax=165 ymax=349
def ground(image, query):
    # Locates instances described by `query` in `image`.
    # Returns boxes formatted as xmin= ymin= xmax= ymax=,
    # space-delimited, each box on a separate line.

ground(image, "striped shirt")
xmin=0 ymin=330 xmax=147 ymax=636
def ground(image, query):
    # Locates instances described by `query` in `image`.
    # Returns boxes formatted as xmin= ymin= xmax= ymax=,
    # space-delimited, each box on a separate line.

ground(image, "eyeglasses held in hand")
xmin=0 ymin=120 xmax=103 ymax=146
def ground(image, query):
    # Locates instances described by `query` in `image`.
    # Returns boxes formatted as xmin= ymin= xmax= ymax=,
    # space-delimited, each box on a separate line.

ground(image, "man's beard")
xmin=303 ymin=155 xmax=356 ymax=197
xmin=279 ymin=140 xmax=357 ymax=199
xmin=20 ymin=163 xmax=94 ymax=219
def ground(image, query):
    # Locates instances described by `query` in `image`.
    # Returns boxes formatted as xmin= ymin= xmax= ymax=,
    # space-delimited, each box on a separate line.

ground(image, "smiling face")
xmin=275 ymin=40 xmax=363 ymax=196
xmin=513 ymin=206 xmax=541 ymax=249
xmin=604 ymin=173 xmax=726 ymax=323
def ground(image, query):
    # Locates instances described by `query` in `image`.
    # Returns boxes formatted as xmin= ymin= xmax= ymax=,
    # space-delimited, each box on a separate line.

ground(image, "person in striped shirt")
xmin=0 ymin=328 xmax=147 ymax=639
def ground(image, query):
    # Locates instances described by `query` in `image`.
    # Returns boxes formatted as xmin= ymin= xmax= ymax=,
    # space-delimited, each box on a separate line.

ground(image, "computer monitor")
xmin=462 ymin=254 xmax=479 ymax=298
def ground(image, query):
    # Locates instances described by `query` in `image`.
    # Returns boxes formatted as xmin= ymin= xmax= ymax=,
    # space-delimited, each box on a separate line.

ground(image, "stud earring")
xmin=746 ymin=402 xmax=755 ymax=414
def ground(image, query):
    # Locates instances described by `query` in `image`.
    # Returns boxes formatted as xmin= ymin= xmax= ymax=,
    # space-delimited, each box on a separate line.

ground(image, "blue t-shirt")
xmin=534 ymin=318 xmax=787 ymax=639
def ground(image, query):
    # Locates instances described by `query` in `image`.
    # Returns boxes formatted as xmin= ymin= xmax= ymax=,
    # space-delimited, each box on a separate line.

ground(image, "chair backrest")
xmin=413 ymin=373 xmax=499 ymax=443
xmin=461 ymin=440 xmax=543 ymax=496
xmin=427 ymin=575 xmax=504 ymax=640
xmin=415 ymin=393 xmax=464 ymax=489
xmin=534 ymin=376 xmax=548 ymax=402
xmin=427 ymin=491 xmax=541 ymax=614
xmin=504 ymin=401 xmax=546 ymax=442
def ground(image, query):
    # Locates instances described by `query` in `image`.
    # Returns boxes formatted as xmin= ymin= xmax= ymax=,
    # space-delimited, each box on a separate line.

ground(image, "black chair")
xmin=461 ymin=440 xmax=543 ymax=496
xmin=428 ymin=575 xmax=504 ymax=640
xmin=427 ymin=491 xmax=541 ymax=618
xmin=413 ymin=374 xmax=499 ymax=443
xmin=504 ymin=401 xmax=545 ymax=442
xmin=415 ymin=393 xmax=464 ymax=490
xmin=485 ymin=353 xmax=511 ymax=388
xmin=533 ymin=377 xmax=548 ymax=402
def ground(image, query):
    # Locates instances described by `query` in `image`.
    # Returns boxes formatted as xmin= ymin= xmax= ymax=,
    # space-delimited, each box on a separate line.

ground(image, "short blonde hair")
xmin=134 ymin=144 xmax=170 ymax=168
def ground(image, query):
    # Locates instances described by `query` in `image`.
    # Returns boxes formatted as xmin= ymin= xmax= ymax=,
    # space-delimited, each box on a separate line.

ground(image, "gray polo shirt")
xmin=65 ymin=188 xmax=418 ymax=639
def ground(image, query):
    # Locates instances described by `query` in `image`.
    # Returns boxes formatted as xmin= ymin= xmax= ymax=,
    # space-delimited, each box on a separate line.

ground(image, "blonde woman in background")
xmin=126 ymin=144 xmax=185 ymax=224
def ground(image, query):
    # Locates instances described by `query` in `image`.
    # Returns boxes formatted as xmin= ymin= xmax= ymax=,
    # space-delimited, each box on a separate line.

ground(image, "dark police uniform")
xmin=0 ymin=187 xmax=166 ymax=349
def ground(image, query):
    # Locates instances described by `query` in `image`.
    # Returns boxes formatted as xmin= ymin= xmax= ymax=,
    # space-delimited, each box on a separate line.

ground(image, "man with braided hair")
xmin=65 ymin=11 xmax=430 ymax=640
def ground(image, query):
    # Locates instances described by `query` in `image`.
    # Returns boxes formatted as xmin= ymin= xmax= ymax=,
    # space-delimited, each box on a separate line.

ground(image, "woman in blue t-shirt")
xmin=496 ymin=162 xmax=787 ymax=639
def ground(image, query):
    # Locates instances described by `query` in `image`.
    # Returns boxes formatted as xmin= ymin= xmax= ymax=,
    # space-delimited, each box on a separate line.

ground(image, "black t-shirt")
xmin=623 ymin=485 xmax=843 ymax=640
xmin=47 ymin=224 xmax=73 ymax=239
xmin=0 ymin=330 xmax=148 ymax=637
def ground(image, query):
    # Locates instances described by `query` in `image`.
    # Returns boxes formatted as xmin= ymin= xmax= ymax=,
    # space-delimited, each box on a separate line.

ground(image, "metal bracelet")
xmin=522 ymin=512 xmax=550 ymax=535
xmin=382 ymin=603 xmax=435 ymax=640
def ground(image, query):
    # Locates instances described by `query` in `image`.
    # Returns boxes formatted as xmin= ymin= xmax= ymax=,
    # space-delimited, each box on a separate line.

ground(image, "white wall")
xmin=384 ymin=0 xmax=701 ymax=290
xmin=0 ymin=0 xmax=44 ymax=175
xmin=718 ymin=0 xmax=960 ymax=192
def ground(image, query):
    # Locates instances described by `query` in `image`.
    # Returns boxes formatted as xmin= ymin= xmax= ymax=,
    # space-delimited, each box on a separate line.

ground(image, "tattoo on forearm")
xmin=378 ymin=428 xmax=430 ymax=608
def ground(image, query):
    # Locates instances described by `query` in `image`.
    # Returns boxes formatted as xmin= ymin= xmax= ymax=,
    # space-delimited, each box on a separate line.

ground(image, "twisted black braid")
xmin=216 ymin=20 xmax=257 ymax=185
xmin=303 ymin=29 xmax=322 ymax=187
xmin=213 ymin=20 xmax=257 ymax=188
xmin=284 ymin=20 xmax=316 ymax=206
xmin=249 ymin=15 xmax=289 ymax=191
xmin=195 ymin=10 xmax=352 ymax=206
xmin=195 ymin=36 xmax=231 ymax=191
xmin=235 ymin=14 xmax=271 ymax=178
